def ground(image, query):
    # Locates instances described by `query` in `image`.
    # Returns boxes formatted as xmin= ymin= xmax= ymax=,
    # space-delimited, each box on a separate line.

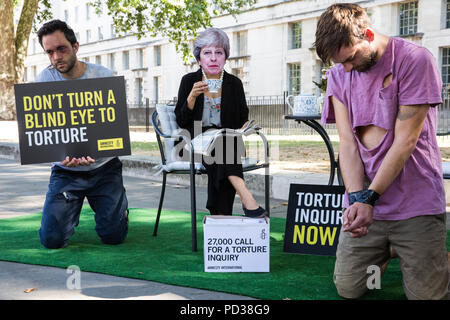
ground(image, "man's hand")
xmin=343 ymin=202 xmax=373 ymax=238
xmin=61 ymin=156 xmax=95 ymax=167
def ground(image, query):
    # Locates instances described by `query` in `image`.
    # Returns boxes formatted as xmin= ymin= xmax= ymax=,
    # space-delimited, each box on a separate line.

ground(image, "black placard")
xmin=283 ymin=184 xmax=345 ymax=256
xmin=14 ymin=76 xmax=131 ymax=165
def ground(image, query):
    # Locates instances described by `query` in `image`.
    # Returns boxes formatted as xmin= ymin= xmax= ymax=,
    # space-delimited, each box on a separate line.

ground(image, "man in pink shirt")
xmin=315 ymin=3 xmax=449 ymax=299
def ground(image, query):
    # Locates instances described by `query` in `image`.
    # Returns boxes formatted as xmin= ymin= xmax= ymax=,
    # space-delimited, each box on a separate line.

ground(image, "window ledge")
xmin=228 ymin=55 xmax=251 ymax=60
xmin=131 ymin=67 xmax=148 ymax=72
xmin=397 ymin=32 xmax=424 ymax=39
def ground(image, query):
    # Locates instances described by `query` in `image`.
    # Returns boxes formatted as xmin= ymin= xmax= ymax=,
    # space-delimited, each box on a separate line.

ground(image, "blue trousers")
xmin=39 ymin=158 xmax=128 ymax=249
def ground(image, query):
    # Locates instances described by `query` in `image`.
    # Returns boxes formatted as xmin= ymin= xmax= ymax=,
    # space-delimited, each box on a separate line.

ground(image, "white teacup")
xmin=286 ymin=95 xmax=319 ymax=116
xmin=206 ymin=79 xmax=222 ymax=93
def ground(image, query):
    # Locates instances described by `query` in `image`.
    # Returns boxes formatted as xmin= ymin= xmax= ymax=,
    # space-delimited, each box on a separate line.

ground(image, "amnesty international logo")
xmin=97 ymin=138 xmax=123 ymax=151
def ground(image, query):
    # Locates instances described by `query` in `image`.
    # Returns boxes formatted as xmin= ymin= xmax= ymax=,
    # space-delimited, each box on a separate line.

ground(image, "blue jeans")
xmin=39 ymin=158 xmax=128 ymax=249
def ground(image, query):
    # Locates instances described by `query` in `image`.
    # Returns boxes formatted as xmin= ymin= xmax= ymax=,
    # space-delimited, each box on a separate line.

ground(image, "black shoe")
xmin=243 ymin=206 xmax=267 ymax=218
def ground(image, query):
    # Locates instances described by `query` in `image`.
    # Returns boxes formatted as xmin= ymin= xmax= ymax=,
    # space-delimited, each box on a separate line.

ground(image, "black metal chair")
xmin=151 ymin=104 xmax=270 ymax=251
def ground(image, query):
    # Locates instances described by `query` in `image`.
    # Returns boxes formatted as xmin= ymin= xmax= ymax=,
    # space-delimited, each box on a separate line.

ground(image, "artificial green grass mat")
xmin=1 ymin=207 xmax=448 ymax=300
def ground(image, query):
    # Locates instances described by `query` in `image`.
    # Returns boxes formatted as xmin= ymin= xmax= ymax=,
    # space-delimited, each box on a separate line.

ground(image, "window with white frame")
xmin=95 ymin=55 xmax=101 ymax=65
xmin=446 ymin=0 xmax=450 ymax=28
xmin=399 ymin=1 xmax=418 ymax=35
xmin=109 ymin=53 xmax=115 ymax=71
xmin=75 ymin=6 xmax=79 ymax=23
xmin=442 ymin=47 xmax=450 ymax=87
xmin=290 ymin=22 xmax=302 ymax=49
xmin=234 ymin=31 xmax=247 ymax=56
xmin=98 ymin=26 xmax=103 ymax=41
xmin=86 ymin=29 xmax=91 ymax=43
xmin=135 ymin=78 xmax=143 ymax=105
xmin=137 ymin=48 xmax=144 ymax=68
xmin=288 ymin=63 xmax=301 ymax=95
xmin=123 ymin=51 xmax=129 ymax=70
xmin=154 ymin=46 xmax=161 ymax=66
xmin=86 ymin=3 xmax=90 ymax=20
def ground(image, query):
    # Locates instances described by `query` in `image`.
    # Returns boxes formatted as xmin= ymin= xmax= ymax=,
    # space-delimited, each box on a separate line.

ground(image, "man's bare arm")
xmin=332 ymin=96 xmax=370 ymax=237
xmin=345 ymin=104 xmax=429 ymax=236
xmin=331 ymin=96 xmax=365 ymax=193
xmin=368 ymin=104 xmax=429 ymax=195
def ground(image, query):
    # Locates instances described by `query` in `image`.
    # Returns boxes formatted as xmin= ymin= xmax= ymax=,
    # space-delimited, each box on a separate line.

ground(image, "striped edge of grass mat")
xmin=2 ymin=207 xmax=446 ymax=300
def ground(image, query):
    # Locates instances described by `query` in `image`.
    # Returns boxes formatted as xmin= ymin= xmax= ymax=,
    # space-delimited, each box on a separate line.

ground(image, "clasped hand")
xmin=61 ymin=156 xmax=95 ymax=167
xmin=342 ymin=202 xmax=374 ymax=238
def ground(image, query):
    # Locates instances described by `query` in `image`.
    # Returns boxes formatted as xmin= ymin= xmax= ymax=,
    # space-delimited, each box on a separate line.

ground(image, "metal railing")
xmin=128 ymin=88 xmax=450 ymax=136
xmin=246 ymin=94 xmax=337 ymax=136
xmin=437 ymin=87 xmax=450 ymax=136
xmin=127 ymin=100 xmax=171 ymax=131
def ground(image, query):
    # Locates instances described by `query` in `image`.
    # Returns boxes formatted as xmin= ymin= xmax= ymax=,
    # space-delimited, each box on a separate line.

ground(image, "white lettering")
xmin=367 ymin=265 xmax=381 ymax=290
xmin=66 ymin=265 xmax=81 ymax=290
xmin=24 ymin=127 xmax=88 ymax=146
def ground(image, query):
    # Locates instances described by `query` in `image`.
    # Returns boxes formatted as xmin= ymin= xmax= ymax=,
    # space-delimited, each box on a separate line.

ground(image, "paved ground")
xmin=0 ymin=261 xmax=254 ymax=300
xmin=0 ymin=158 xmax=286 ymax=300
xmin=0 ymin=158 xmax=288 ymax=220
xmin=1 ymin=119 xmax=449 ymax=301
xmin=0 ymin=121 xmax=304 ymax=301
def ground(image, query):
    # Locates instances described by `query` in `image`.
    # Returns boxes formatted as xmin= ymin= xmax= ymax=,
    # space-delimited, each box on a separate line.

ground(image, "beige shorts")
xmin=334 ymin=213 xmax=449 ymax=300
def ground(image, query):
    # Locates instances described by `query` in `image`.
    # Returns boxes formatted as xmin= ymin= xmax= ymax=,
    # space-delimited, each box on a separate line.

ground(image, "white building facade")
xmin=24 ymin=0 xmax=450 ymax=105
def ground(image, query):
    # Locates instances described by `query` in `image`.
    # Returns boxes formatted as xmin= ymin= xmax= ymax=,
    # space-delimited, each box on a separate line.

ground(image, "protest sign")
xmin=203 ymin=216 xmax=270 ymax=272
xmin=14 ymin=76 xmax=131 ymax=165
xmin=283 ymin=184 xmax=345 ymax=256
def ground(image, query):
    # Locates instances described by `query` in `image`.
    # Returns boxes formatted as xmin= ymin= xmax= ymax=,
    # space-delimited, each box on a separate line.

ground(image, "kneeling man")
xmin=35 ymin=20 xmax=129 ymax=249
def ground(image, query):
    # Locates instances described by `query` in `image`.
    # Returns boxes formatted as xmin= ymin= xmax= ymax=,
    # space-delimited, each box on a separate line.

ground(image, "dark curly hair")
xmin=37 ymin=19 xmax=77 ymax=47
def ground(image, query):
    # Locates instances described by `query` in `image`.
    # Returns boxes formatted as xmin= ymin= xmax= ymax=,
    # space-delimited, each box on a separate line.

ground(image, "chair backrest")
xmin=155 ymin=104 xmax=181 ymax=163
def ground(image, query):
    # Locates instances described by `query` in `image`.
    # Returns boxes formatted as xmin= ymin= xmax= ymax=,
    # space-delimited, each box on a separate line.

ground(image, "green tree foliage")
xmin=0 ymin=0 xmax=256 ymax=119
xmin=92 ymin=0 xmax=256 ymax=63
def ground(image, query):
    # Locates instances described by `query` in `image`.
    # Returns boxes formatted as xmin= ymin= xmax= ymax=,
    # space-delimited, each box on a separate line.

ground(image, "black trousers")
xmin=202 ymin=133 xmax=245 ymax=215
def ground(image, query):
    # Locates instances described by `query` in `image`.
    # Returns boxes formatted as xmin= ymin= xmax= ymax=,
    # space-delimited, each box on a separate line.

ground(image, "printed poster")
xmin=14 ymin=76 xmax=131 ymax=164
xmin=284 ymin=184 xmax=345 ymax=256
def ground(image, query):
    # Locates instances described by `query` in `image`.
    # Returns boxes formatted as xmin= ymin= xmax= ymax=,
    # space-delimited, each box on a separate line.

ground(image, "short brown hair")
xmin=314 ymin=3 xmax=371 ymax=65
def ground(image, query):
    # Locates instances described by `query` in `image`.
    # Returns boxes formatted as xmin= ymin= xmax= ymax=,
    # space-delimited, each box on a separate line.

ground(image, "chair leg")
xmin=153 ymin=172 xmax=167 ymax=236
xmin=265 ymin=171 xmax=270 ymax=217
xmin=190 ymin=170 xmax=198 ymax=252
xmin=336 ymin=157 xmax=344 ymax=186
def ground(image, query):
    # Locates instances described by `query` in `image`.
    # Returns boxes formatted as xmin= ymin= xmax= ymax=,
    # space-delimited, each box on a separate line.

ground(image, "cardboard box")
xmin=203 ymin=216 xmax=270 ymax=272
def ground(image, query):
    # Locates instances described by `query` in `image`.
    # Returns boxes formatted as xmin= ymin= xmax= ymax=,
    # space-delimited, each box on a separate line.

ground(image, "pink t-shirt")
xmin=322 ymin=37 xmax=445 ymax=220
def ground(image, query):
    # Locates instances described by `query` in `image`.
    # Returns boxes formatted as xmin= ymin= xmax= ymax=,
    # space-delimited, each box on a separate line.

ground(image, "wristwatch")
xmin=349 ymin=189 xmax=380 ymax=207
